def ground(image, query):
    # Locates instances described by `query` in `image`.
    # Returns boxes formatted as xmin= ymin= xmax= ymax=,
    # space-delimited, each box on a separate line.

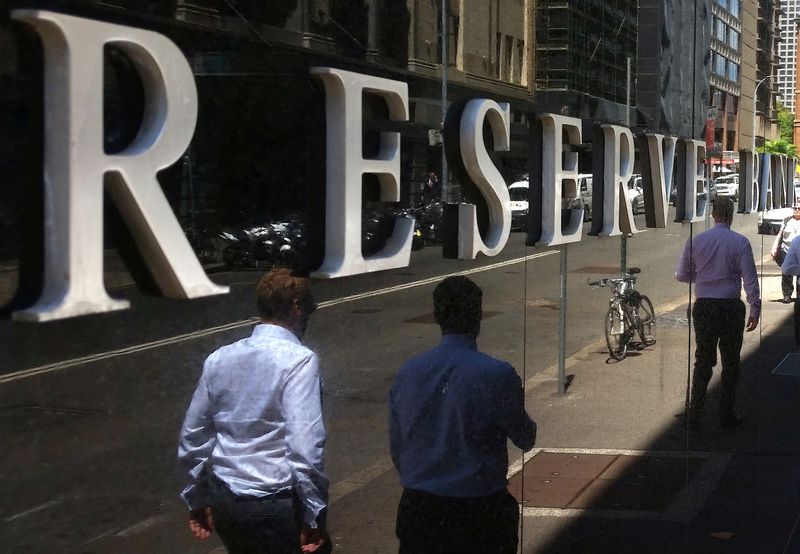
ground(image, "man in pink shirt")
xmin=675 ymin=198 xmax=761 ymax=431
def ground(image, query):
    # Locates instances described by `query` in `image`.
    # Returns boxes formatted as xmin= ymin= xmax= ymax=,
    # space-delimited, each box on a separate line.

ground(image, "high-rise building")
xmin=777 ymin=0 xmax=799 ymax=112
xmin=709 ymin=0 xmax=743 ymax=154
xmin=534 ymin=0 xmax=638 ymax=124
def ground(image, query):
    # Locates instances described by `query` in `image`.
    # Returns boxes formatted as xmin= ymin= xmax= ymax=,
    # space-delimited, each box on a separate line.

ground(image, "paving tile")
xmin=520 ymin=451 xmax=618 ymax=480
xmin=508 ymin=474 xmax=593 ymax=508
xmin=570 ymin=455 xmax=706 ymax=511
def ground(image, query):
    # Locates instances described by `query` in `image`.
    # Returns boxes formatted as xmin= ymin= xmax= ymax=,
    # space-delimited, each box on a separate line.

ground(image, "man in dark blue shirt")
xmin=389 ymin=276 xmax=536 ymax=554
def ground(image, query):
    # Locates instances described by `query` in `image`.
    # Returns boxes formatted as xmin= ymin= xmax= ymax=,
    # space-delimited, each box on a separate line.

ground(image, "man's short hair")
xmin=433 ymin=276 xmax=482 ymax=336
xmin=256 ymin=268 xmax=311 ymax=322
xmin=712 ymin=197 xmax=735 ymax=222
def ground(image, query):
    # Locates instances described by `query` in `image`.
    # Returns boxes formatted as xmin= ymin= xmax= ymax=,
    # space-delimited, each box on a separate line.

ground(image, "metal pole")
xmin=621 ymin=56 xmax=631 ymax=274
xmin=440 ymin=0 xmax=449 ymax=202
xmin=753 ymin=74 xmax=779 ymax=154
xmin=558 ymin=245 xmax=568 ymax=394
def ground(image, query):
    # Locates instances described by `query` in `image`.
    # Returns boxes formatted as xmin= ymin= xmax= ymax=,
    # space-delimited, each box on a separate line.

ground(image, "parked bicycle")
xmin=588 ymin=267 xmax=656 ymax=360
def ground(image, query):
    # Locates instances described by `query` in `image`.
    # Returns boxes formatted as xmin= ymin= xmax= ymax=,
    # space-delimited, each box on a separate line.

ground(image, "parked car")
xmin=758 ymin=206 xmax=793 ymax=235
xmin=628 ymin=176 xmax=644 ymax=214
xmin=578 ymin=174 xmax=593 ymax=221
xmin=713 ymin=174 xmax=739 ymax=200
xmin=508 ymin=178 xmax=529 ymax=231
xmin=669 ymin=180 xmax=716 ymax=206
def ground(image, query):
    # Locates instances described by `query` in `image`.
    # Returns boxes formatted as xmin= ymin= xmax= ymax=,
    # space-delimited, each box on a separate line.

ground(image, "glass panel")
xmin=3 ymin=2 xmax=795 ymax=553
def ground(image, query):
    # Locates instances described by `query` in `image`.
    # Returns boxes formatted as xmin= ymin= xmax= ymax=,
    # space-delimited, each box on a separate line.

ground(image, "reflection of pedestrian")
xmin=780 ymin=237 xmax=800 ymax=345
xmin=389 ymin=276 xmax=536 ymax=553
xmin=177 ymin=268 xmax=330 ymax=553
xmin=423 ymin=171 xmax=440 ymax=203
xmin=675 ymin=198 xmax=761 ymax=431
xmin=770 ymin=202 xmax=800 ymax=303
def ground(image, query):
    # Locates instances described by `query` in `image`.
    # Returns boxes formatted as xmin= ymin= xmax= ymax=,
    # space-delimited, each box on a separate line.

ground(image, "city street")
xmin=2 ymin=210 xmax=797 ymax=553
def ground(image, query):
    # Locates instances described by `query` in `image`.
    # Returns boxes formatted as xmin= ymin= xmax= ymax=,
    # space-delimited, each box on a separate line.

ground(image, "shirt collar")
xmin=251 ymin=323 xmax=301 ymax=344
xmin=440 ymin=334 xmax=478 ymax=350
xmin=713 ymin=222 xmax=730 ymax=229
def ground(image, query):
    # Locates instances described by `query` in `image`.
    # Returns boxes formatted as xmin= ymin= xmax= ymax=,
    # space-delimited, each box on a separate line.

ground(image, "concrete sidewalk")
xmin=512 ymin=270 xmax=800 ymax=553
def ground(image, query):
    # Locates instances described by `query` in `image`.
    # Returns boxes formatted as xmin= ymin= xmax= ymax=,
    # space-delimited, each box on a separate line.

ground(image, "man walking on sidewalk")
xmin=675 ymin=197 xmax=761 ymax=431
xmin=389 ymin=276 xmax=536 ymax=554
xmin=177 ymin=268 xmax=329 ymax=553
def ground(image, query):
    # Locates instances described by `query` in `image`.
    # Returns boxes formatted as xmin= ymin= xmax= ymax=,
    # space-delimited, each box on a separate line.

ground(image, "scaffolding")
xmin=536 ymin=0 xmax=638 ymax=104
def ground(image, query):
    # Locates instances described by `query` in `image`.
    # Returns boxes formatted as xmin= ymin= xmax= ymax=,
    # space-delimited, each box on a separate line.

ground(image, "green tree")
xmin=758 ymin=137 xmax=798 ymax=158
xmin=775 ymin=101 xmax=794 ymax=142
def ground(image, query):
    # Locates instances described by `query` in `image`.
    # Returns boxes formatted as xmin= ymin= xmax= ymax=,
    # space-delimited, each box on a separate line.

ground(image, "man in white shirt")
xmin=770 ymin=202 xmax=800 ymax=302
xmin=177 ymin=268 xmax=329 ymax=553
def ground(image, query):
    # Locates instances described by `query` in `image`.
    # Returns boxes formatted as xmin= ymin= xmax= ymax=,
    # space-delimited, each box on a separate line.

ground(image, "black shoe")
xmin=784 ymin=295 xmax=792 ymax=304
xmin=720 ymin=414 xmax=743 ymax=429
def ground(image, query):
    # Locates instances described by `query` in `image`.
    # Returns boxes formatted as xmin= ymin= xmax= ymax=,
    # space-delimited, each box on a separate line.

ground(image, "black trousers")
xmin=209 ymin=476 xmax=303 ymax=554
xmin=689 ymin=298 xmax=746 ymax=420
xmin=782 ymin=273 xmax=799 ymax=299
xmin=396 ymin=488 xmax=519 ymax=554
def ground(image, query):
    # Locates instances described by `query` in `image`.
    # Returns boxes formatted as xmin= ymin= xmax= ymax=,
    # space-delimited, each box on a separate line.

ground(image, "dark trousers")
xmin=209 ymin=476 xmax=303 ymax=554
xmin=396 ymin=488 xmax=519 ymax=554
xmin=689 ymin=298 xmax=746 ymax=420
xmin=782 ymin=273 xmax=799 ymax=299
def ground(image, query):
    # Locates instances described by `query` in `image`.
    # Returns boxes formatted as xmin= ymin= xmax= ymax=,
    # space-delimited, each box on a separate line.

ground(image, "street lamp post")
xmin=752 ymin=74 xmax=780 ymax=153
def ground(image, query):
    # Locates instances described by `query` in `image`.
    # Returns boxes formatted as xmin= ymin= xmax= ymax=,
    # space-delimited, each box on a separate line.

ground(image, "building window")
xmin=727 ymin=61 xmax=739 ymax=82
xmin=505 ymin=35 xmax=513 ymax=81
xmin=495 ymin=32 xmax=501 ymax=78
xmin=729 ymin=29 xmax=739 ymax=50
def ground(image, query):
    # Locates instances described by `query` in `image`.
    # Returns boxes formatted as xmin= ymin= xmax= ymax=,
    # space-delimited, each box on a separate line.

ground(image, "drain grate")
xmin=508 ymin=451 xmax=706 ymax=512
xmin=771 ymin=353 xmax=800 ymax=376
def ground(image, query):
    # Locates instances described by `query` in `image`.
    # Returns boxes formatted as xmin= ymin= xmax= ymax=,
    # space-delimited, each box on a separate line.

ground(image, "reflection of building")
xmin=755 ymin=0 xmax=783 ymax=146
xmin=741 ymin=0 xmax=783 ymax=150
xmin=637 ymin=1 xmax=711 ymax=139
xmin=534 ymin=0 xmax=638 ymax=125
xmin=709 ymin=0 xmax=742 ymax=157
xmin=777 ymin=0 xmax=800 ymax=112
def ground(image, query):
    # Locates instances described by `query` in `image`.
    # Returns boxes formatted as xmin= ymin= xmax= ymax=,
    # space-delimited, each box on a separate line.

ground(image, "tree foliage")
xmin=776 ymin=101 xmax=794 ymax=143
xmin=758 ymin=137 xmax=798 ymax=158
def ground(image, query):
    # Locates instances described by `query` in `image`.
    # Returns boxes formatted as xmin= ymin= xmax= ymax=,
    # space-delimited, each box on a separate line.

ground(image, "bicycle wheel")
xmin=636 ymin=295 xmax=656 ymax=346
xmin=605 ymin=299 xmax=629 ymax=360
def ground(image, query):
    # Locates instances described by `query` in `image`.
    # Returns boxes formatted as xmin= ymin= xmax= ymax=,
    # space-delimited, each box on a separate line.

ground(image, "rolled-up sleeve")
xmin=177 ymin=367 xmax=217 ymax=511
xmin=284 ymin=353 xmax=329 ymax=527
xmin=675 ymin=238 xmax=694 ymax=283
xmin=782 ymin=237 xmax=800 ymax=276
xmin=497 ymin=368 xmax=536 ymax=451
xmin=740 ymin=241 xmax=761 ymax=319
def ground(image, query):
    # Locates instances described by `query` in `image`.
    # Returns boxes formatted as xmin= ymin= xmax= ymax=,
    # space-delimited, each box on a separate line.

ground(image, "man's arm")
xmin=284 ymin=353 xmax=329 ymax=531
xmin=675 ymin=238 xmax=694 ymax=283
xmin=740 ymin=240 xmax=761 ymax=331
xmin=782 ymin=237 xmax=800 ymax=276
xmin=388 ymin=388 xmax=402 ymax=472
xmin=177 ymin=366 xmax=217 ymax=539
xmin=497 ymin=368 xmax=536 ymax=451
xmin=770 ymin=220 xmax=786 ymax=258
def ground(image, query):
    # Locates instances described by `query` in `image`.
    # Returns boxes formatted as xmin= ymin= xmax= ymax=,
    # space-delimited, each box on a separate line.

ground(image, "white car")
xmin=713 ymin=174 xmax=739 ymax=200
xmin=758 ymin=206 xmax=792 ymax=235
xmin=508 ymin=179 xmax=529 ymax=231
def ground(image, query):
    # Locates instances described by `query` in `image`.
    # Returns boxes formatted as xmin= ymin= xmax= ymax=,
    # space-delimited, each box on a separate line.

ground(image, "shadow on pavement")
xmin=520 ymin=306 xmax=800 ymax=553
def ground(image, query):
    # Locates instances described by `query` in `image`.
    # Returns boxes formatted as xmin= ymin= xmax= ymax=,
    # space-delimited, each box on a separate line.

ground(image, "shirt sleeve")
xmin=675 ymin=238 xmax=694 ymax=283
xmin=284 ymin=353 xmax=329 ymax=528
xmin=388 ymin=386 xmax=401 ymax=472
xmin=740 ymin=240 xmax=761 ymax=319
xmin=783 ymin=237 xmax=800 ymax=276
xmin=496 ymin=367 xmax=536 ymax=451
xmin=177 ymin=364 xmax=217 ymax=511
